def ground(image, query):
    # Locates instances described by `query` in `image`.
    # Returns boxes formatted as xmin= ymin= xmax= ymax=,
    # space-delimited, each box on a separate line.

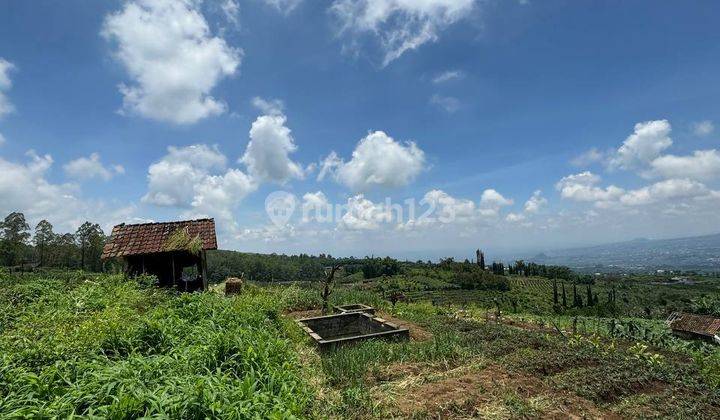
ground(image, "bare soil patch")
xmin=388 ymin=363 xmax=612 ymax=419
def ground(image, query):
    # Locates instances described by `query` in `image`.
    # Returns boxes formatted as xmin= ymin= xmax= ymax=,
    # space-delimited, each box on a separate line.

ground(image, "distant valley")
xmin=525 ymin=233 xmax=720 ymax=273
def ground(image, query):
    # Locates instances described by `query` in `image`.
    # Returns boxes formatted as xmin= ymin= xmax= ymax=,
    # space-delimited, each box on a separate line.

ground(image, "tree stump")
xmin=225 ymin=277 xmax=244 ymax=296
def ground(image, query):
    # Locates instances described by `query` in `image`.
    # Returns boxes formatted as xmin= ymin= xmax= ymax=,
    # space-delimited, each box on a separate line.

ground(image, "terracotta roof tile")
xmin=668 ymin=312 xmax=720 ymax=337
xmin=101 ymin=218 xmax=217 ymax=259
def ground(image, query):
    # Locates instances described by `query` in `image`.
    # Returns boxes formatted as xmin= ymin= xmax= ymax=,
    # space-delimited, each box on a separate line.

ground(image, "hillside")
xmin=528 ymin=233 xmax=720 ymax=273
xmin=1 ymin=270 xmax=719 ymax=418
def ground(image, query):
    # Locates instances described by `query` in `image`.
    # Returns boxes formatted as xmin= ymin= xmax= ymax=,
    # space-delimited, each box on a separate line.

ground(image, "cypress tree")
xmin=553 ymin=278 xmax=558 ymax=306
xmin=562 ymin=282 xmax=567 ymax=307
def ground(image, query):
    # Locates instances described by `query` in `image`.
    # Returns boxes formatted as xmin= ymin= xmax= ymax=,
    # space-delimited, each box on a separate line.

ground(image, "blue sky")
xmin=1 ymin=0 xmax=719 ymax=260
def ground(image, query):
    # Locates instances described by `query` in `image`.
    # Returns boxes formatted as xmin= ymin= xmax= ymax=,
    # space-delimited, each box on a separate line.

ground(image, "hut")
xmin=101 ymin=218 xmax=217 ymax=291
xmin=666 ymin=312 xmax=720 ymax=345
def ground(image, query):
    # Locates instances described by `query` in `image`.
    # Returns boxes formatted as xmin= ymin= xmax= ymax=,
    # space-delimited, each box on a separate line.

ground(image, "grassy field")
xmin=1 ymin=270 xmax=719 ymax=418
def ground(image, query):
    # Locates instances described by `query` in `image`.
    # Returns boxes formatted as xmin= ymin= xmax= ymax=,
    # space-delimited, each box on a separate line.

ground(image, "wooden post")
xmin=201 ymin=250 xmax=208 ymax=291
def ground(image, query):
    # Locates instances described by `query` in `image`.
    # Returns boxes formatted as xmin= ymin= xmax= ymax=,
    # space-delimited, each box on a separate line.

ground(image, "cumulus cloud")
xmin=430 ymin=94 xmax=460 ymax=113
xmin=609 ymin=120 xmax=672 ymax=170
xmin=432 ymin=70 xmax=464 ymax=84
xmin=0 ymin=58 xmax=16 ymax=117
xmin=505 ymin=212 xmax=526 ymax=222
xmin=331 ymin=0 xmax=477 ymax=66
xmin=423 ymin=189 xmax=476 ymax=222
xmin=102 ymin=0 xmax=242 ymax=124
xmin=301 ymin=191 xmax=331 ymax=223
xmin=618 ymin=178 xmax=709 ymax=207
xmin=0 ymin=151 xmax=136 ymax=233
xmin=241 ymin=111 xmax=304 ymax=184
xmin=143 ymin=144 xmax=255 ymax=231
xmin=523 ymin=190 xmax=547 ymax=213
xmin=63 ymin=153 xmax=125 ymax=181
xmin=692 ymin=120 xmax=714 ymax=137
xmin=555 ymin=171 xmax=624 ymax=203
xmin=480 ymin=189 xmax=513 ymax=208
xmin=320 ymin=131 xmax=425 ymax=192
xmin=648 ymin=150 xmax=720 ymax=181
xmin=339 ymin=194 xmax=389 ymax=230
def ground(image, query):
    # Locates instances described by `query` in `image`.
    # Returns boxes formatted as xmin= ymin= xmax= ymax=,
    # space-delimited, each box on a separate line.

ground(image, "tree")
xmin=57 ymin=233 xmax=77 ymax=268
xmin=0 ymin=212 xmax=31 ymax=266
xmin=34 ymin=220 xmax=54 ymax=266
xmin=321 ymin=264 xmax=343 ymax=314
xmin=75 ymin=222 xmax=104 ymax=271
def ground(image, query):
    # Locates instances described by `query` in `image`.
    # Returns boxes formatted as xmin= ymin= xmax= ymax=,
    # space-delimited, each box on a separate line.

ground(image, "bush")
xmin=454 ymin=270 xmax=509 ymax=291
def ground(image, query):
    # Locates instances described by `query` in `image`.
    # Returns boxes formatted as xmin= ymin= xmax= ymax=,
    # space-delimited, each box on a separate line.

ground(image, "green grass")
xmin=2 ymin=271 xmax=719 ymax=418
xmin=0 ymin=272 xmax=312 ymax=418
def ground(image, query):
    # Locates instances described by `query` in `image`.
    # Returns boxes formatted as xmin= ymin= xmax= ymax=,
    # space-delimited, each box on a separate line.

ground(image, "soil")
xmin=388 ymin=363 xmax=616 ymax=419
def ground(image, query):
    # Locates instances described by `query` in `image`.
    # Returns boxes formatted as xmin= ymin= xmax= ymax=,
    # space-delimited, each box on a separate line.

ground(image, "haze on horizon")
xmin=1 ymin=0 xmax=719 ymax=259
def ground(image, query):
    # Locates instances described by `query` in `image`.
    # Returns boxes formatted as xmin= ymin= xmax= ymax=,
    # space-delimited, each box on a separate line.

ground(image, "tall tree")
xmin=76 ymin=222 xmax=104 ymax=271
xmin=34 ymin=220 xmax=54 ymax=266
xmin=57 ymin=233 xmax=77 ymax=268
xmin=0 ymin=212 xmax=31 ymax=266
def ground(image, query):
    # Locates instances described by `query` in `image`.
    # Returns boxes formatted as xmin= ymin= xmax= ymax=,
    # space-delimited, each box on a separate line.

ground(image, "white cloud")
xmin=618 ymin=178 xmax=709 ymax=207
xmin=480 ymin=189 xmax=513 ymax=208
xmin=102 ymin=0 xmax=242 ymax=124
xmin=261 ymin=0 xmax=302 ymax=13
xmin=339 ymin=194 xmax=389 ymax=230
xmin=251 ymin=96 xmax=284 ymax=115
xmin=0 ymin=151 xmax=136 ymax=233
xmin=430 ymin=94 xmax=460 ymax=113
xmin=692 ymin=120 xmax=714 ymax=137
xmin=423 ymin=189 xmax=476 ymax=222
xmin=241 ymin=112 xmax=304 ymax=184
xmin=143 ymin=144 xmax=230 ymax=207
xmin=432 ymin=70 xmax=464 ymax=84
xmin=505 ymin=212 xmax=525 ymax=222
xmin=648 ymin=149 xmax=720 ymax=181
xmin=0 ymin=58 xmax=16 ymax=118
xmin=317 ymin=151 xmax=342 ymax=182
xmin=571 ymin=147 xmax=606 ymax=167
xmin=320 ymin=130 xmax=425 ymax=192
xmin=301 ymin=191 xmax=331 ymax=223
xmin=221 ymin=0 xmax=240 ymax=25
xmin=523 ymin=190 xmax=547 ymax=213
xmin=63 ymin=153 xmax=124 ymax=181
xmin=609 ymin=120 xmax=672 ymax=170
xmin=143 ymin=144 xmax=256 ymax=232
xmin=555 ymin=171 xmax=625 ymax=202
xmin=331 ymin=0 xmax=477 ymax=66
xmin=189 ymin=168 xmax=255 ymax=226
